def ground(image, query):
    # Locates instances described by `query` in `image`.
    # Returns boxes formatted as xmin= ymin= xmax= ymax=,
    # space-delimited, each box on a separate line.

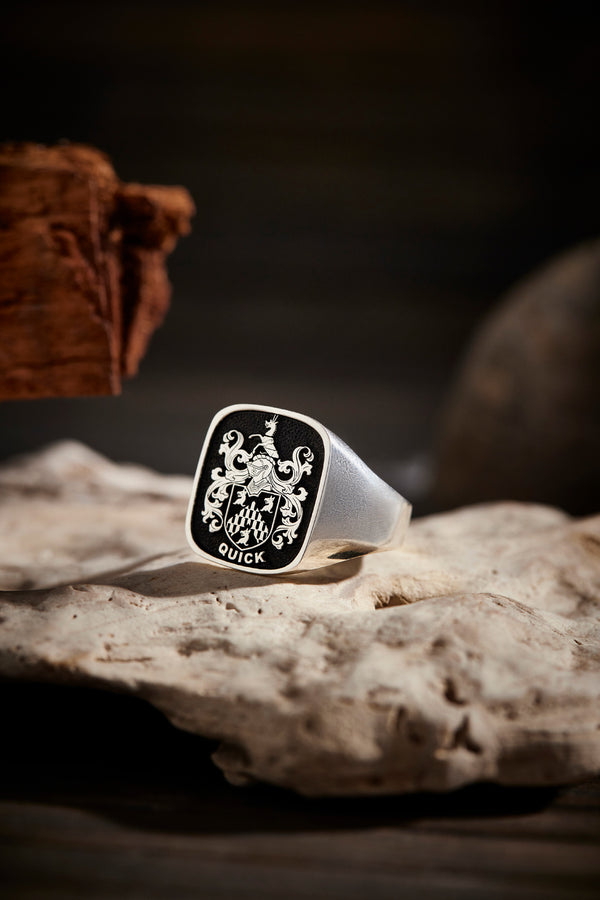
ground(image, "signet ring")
xmin=186 ymin=404 xmax=412 ymax=575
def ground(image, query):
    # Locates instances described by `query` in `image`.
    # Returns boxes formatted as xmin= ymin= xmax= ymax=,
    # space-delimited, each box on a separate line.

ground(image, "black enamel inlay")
xmin=190 ymin=409 xmax=325 ymax=571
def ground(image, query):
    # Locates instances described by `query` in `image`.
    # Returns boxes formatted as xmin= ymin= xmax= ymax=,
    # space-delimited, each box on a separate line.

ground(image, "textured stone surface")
xmin=1 ymin=442 xmax=599 ymax=795
xmin=0 ymin=142 xmax=194 ymax=398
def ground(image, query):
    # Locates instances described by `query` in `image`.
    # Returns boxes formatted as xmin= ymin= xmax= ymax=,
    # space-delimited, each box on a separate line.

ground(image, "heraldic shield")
xmin=187 ymin=405 xmax=327 ymax=573
xmin=223 ymin=484 xmax=281 ymax=551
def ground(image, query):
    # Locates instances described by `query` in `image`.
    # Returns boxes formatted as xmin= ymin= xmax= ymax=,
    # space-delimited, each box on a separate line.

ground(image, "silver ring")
xmin=186 ymin=404 xmax=411 ymax=575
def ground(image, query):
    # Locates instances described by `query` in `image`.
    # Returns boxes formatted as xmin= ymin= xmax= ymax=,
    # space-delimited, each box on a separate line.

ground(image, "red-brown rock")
xmin=0 ymin=143 xmax=194 ymax=399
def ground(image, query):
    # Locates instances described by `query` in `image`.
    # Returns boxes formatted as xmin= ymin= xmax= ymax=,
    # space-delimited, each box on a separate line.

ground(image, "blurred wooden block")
xmin=0 ymin=143 xmax=194 ymax=399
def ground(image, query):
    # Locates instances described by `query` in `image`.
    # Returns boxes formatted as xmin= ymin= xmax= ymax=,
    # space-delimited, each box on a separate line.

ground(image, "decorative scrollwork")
xmin=202 ymin=418 xmax=311 ymax=550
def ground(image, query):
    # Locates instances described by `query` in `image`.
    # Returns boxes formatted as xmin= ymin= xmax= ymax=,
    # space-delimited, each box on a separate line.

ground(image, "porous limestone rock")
xmin=0 ymin=442 xmax=599 ymax=795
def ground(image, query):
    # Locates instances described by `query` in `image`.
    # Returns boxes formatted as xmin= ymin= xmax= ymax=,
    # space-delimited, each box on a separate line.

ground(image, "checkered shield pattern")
xmin=227 ymin=500 xmax=271 ymax=546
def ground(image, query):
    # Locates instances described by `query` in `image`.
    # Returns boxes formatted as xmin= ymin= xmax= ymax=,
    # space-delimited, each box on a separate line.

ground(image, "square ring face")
xmin=186 ymin=405 xmax=330 ymax=574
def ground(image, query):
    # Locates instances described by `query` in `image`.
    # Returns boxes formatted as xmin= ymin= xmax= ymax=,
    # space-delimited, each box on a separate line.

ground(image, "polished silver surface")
xmin=186 ymin=404 xmax=411 ymax=575
xmin=304 ymin=430 xmax=411 ymax=569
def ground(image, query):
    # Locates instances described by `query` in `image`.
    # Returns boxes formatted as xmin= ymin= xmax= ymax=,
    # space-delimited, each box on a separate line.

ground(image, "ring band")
xmin=186 ymin=404 xmax=411 ymax=575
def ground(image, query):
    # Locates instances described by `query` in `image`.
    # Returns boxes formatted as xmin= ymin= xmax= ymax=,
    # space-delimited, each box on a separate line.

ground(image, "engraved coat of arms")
xmin=202 ymin=415 xmax=314 ymax=552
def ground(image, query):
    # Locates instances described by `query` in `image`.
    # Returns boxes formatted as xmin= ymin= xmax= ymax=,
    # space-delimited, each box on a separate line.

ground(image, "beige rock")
xmin=0 ymin=442 xmax=599 ymax=795
xmin=0 ymin=441 xmax=189 ymax=590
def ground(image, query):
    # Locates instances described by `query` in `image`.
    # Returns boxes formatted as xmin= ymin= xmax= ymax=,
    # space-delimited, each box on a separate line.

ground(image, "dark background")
xmin=1 ymin=1 xmax=599 ymax=500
